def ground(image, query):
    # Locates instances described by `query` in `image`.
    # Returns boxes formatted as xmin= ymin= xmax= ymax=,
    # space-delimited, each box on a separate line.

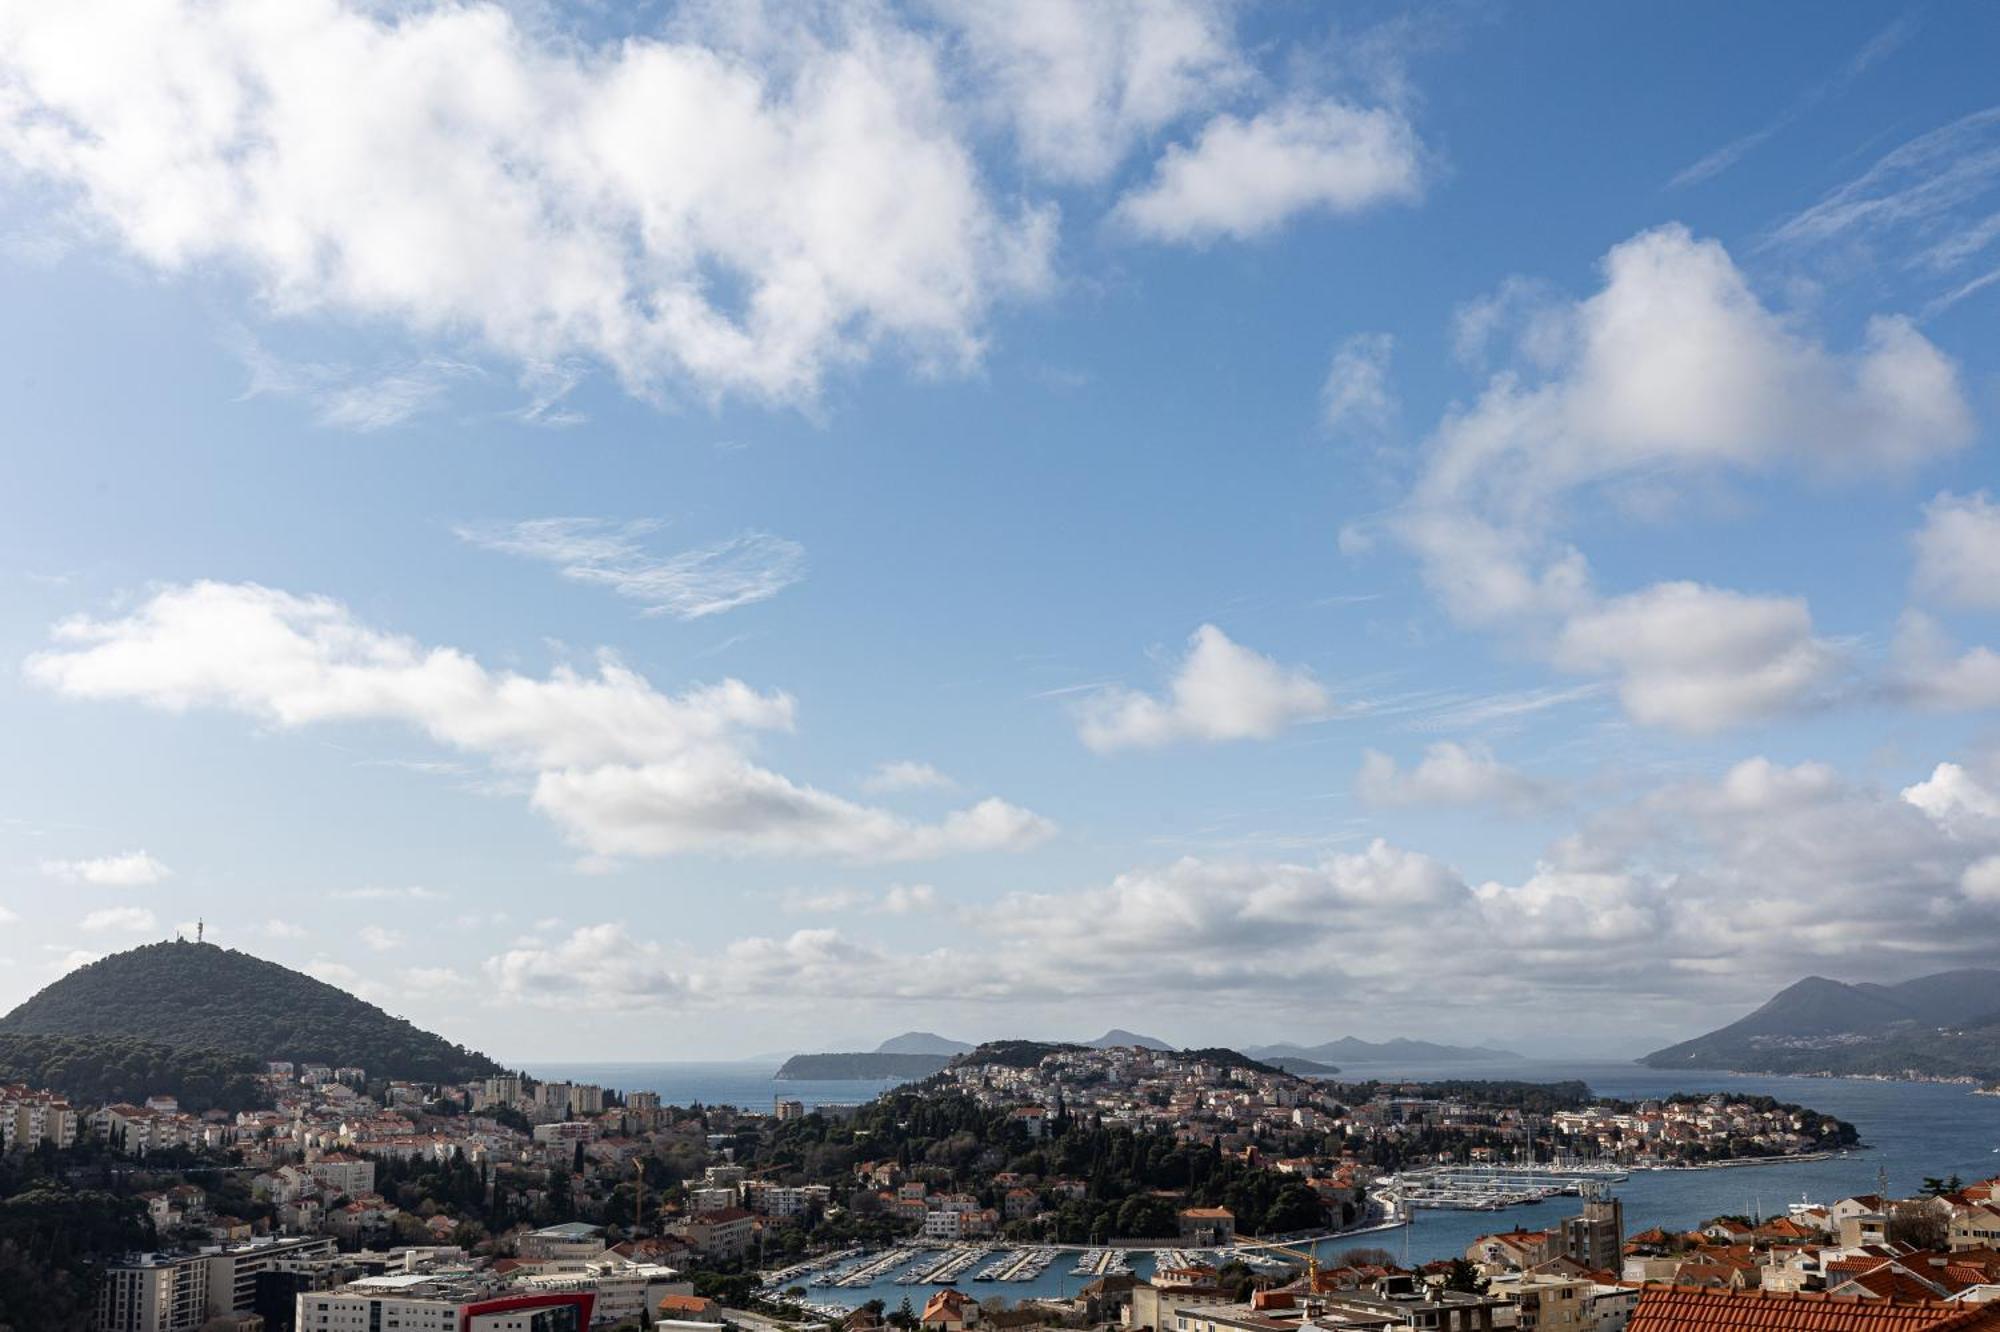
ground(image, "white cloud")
xmin=0 ymin=904 xmax=16 ymax=925
xmin=1375 ymin=225 xmax=1968 ymax=731
xmin=27 ymin=581 xmax=1052 ymax=863
xmin=786 ymin=883 xmax=939 ymax=915
xmin=0 ymin=0 xmax=1057 ymax=406
xmin=1889 ymin=611 xmax=2000 ymax=712
xmin=256 ymin=919 xmax=308 ymax=940
xmin=358 ymin=925 xmax=405 ymax=952
xmin=80 ymin=906 xmax=158 ymax=933
xmin=485 ymin=923 xmax=686 ymax=1009
xmin=330 ymin=885 xmax=446 ymax=902
xmin=1553 ymin=582 xmax=1838 ymax=733
xmin=236 ymin=338 xmax=481 ymax=431
xmin=401 ymin=966 xmax=467 ymax=994
xmin=1962 ymin=856 xmax=2000 ymax=905
xmin=1902 ymin=761 xmax=2000 ymax=835
xmin=1771 ymin=106 xmax=2000 ymax=315
xmin=934 ymin=0 xmax=1245 ymax=183
xmin=862 ymin=760 xmax=957 ymax=793
xmin=471 ymin=755 xmax=2000 ymax=1039
xmin=1912 ymin=492 xmax=2000 ymax=609
xmin=1117 ymin=99 xmax=1422 ymax=243
xmin=1078 ymin=625 xmax=1332 ymax=751
xmin=456 ymin=519 xmax=805 ymax=619
xmin=38 ymin=850 xmax=172 ymax=887
xmin=1355 ymin=742 xmax=1556 ymax=812
xmin=1320 ymin=332 xmax=1397 ymax=439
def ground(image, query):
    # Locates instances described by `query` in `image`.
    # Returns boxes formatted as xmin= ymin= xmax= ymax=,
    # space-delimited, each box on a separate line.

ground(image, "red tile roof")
xmin=1629 ymin=1286 xmax=2000 ymax=1332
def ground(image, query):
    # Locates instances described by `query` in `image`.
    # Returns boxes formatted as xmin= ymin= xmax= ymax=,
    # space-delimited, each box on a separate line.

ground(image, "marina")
xmin=1375 ymin=1164 xmax=1628 ymax=1210
xmin=1067 ymin=1247 xmax=1134 ymax=1278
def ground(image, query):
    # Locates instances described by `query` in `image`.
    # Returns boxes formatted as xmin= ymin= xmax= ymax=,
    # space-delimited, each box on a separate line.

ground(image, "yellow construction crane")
xmin=1244 ymin=1241 xmax=1322 ymax=1292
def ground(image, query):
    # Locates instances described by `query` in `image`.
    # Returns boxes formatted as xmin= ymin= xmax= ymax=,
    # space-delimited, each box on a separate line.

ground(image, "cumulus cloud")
xmin=26 ymin=581 xmax=1053 ymax=863
xmin=1889 ymin=611 xmax=2000 ymax=712
xmin=0 ymin=1 xmax=1421 ymax=409
xmin=1320 ymin=332 xmax=1397 ymax=440
xmin=39 ymin=850 xmax=171 ymax=887
xmin=1553 ymin=583 xmax=1839 ymax=733
xmin=1375 ymin=224 xmax=1968 ymax=731
xmin=862 ymin=760 xmax=957 ymax=793
xmin=471 ymin=755 xmax=2000 ymax=1040
xmin=0 ymin=0 xmax=1056 ymax=406
xmin=1912 ymin=492 xmax=2000 ymax=609
xmin=934 ymin=0 xmax=1245 ymax=183
xmin=1355 ymin=742 xmax=1556 ymax=812
xmin=358 ymin=926 xmax=405 ymax=952
xmin=456 ymin=519 xmax=805 ymax=619
xmin=1078 ymin=625 xmax=1332 ymax=751
xmin=80 ymin=906 xmax=158 ymax=933
xmin=1117 ymin=99 xmax=1422 ymax=243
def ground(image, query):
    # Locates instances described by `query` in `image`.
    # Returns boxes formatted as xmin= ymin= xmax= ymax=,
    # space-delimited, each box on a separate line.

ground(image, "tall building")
xmin=1558 ymin=1189 xmax=1623 ymax=1271
xmin=97 ymin=1253 xmax=210 ymax=1332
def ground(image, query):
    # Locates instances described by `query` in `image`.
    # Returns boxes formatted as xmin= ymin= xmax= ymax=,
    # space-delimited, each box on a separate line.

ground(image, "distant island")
xmin=1248 ymin=1036 xmax=1524 ymax=1064
xmin=774 ymin=1051 xmax=955 ymax=1080
xmin=1084 ymin=1028 xmax=1173 ymax=1050
xmin=1640 ymin=967 xmax=2000 ymax=1080
xmin=873 ymin=1030 xmax=973 ymax=1056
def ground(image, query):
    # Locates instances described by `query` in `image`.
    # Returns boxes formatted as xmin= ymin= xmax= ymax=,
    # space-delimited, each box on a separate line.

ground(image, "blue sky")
xmin=4 ymin=1 xmax=2000 ymax=1060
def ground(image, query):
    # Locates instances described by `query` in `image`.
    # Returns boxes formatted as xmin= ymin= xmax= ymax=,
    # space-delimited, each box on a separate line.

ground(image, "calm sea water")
xmin=518 ymin=1057 xmax=2000 ymax=1309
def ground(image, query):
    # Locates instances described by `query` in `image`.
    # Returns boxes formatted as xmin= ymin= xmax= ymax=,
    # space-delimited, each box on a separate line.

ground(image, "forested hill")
xmin=0 ymin=941 xmax=502 ymax=1084
xmin=1641 ymin=969 xmax=2000 ymax=1079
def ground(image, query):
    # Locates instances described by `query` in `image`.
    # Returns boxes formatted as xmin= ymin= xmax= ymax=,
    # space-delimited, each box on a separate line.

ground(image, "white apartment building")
xmin=296 ymin=1271 xmax=592 ymax=1331
xmin=97 ymin=1252 xmax=209 ymax=1332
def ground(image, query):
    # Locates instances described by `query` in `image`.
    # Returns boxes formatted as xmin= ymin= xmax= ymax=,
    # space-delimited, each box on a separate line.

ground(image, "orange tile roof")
xmin=1629 ymin=1286 xmax=2000 ymax=1332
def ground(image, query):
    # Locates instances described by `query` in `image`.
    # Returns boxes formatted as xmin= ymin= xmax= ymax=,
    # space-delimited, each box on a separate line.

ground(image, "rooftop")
xmin=1628 ymin=1286 xmax=2000 ymax=1332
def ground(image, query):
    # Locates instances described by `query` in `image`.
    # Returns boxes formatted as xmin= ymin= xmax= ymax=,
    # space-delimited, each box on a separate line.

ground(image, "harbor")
xmin=1375 ymin=1164 xmax=1629 ymax=1210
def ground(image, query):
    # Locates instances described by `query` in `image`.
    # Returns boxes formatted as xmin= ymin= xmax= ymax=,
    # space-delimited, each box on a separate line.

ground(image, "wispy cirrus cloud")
xmin=1669 ymin=17 xmax=1913 ymax=189
xmin=456 ymin=518 xmax=806 ymax=620
xmin=235 ymin=338 xmax=483 ymax=431
xmin=1768 ymin=104 xmax=2000 ymax=316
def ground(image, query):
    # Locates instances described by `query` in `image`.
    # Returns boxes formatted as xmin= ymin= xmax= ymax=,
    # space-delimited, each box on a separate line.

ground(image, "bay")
xmin=516 ymin=1057 xmax=2000 ymax=1309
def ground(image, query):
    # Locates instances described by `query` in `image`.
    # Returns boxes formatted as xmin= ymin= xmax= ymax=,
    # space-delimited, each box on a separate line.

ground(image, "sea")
xmin=517 ymin=1057 xmax=2000 ymax=1309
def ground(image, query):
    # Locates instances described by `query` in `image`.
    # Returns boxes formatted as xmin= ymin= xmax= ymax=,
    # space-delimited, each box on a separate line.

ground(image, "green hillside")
xmin=0 ymin=940 xmax=503 ymax=1086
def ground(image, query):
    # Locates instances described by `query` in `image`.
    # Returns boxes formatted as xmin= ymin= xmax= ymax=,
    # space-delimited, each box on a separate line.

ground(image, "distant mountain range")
xmin=1247 ymin=1037 xmax=1524 ymax=1064
xmin=1641 ymin=969 xmax=2000 ymax=1079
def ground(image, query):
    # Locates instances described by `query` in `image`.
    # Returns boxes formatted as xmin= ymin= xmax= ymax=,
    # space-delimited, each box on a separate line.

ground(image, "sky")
xmin=4 ymin=1 xmax=2000 ymax=1063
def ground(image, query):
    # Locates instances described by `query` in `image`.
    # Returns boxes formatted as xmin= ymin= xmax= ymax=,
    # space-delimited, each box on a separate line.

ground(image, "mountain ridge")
xmin=1640 ymin=968 xmax=2000 ymax=1079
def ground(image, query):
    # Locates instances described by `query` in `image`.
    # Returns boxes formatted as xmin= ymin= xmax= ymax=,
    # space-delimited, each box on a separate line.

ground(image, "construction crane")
xmin=1244 ymin=1241 xmax=1322 ymax=1292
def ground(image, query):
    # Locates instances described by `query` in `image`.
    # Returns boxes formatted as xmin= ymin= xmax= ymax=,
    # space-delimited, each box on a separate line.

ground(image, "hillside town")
xmin=1 ymin=1042 xmax=1950 ymax=1332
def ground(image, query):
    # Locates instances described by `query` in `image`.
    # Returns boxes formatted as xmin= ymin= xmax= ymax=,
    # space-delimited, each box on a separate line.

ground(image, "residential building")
xmin=1179 ymin=1207 xmax=1235 ymax=1246
xmin=98 ymin=1252 xmax=210 ymax=1332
